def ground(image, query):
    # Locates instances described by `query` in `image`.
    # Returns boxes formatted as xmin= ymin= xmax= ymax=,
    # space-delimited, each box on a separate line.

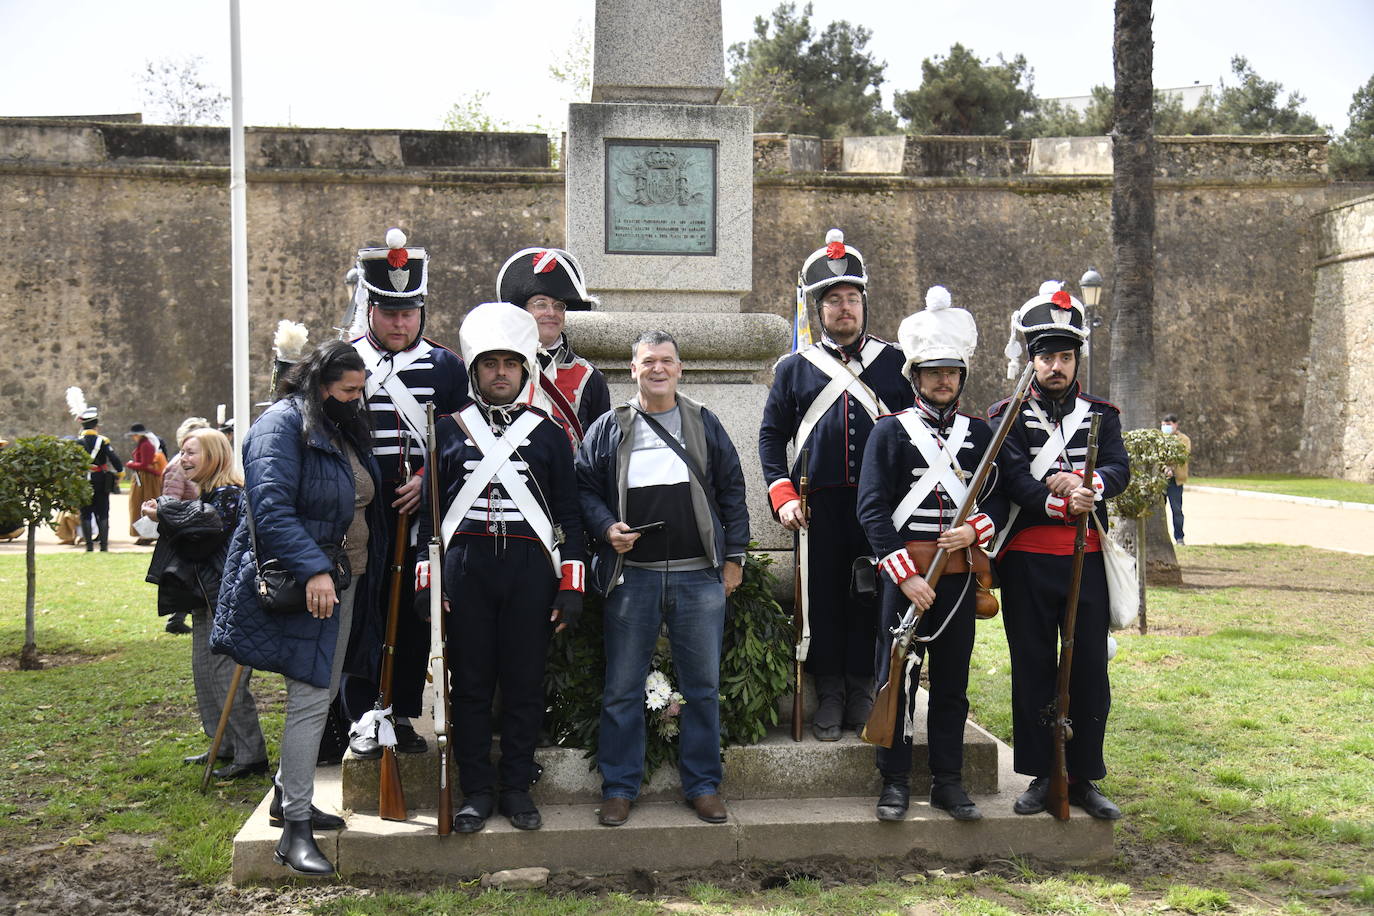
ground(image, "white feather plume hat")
xmin=898 ymin=285 xmax=978 ymax=379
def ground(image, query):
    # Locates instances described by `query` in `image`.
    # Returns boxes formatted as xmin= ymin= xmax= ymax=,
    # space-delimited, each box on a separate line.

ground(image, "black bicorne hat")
xmin=496 ymin=248 xmax=596 ymax=311
xmin=356 ymin=227 xmax=427 ymax=310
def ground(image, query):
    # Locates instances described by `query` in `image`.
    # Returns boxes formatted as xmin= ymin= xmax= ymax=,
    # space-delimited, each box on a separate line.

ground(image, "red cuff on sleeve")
xmin=415 ymin=560 xmax=431 ymax=591
xmin=768 ymin=479 xmax=800 ymax=514
xmin=967 ymin=512 xmax=995 ymax=547
xmin=880 ymin=548 xmax=919 ymax=584
xmin=1046 ymin=494 xmax=1068 ymax=520
xmin=560 ymin=560 xmax=585 ymax=593
xmin=1091 ymin=471 xmax=1104 ymax=499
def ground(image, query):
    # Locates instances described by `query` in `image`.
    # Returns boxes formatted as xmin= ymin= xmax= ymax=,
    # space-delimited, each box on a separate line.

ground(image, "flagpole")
xmin=228 ymin=0 xmax=249 ymax=464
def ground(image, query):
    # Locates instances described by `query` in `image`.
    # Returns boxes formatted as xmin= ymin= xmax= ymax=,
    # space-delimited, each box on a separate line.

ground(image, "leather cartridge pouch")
xmin=851 ymin=556 xmax=878 ymax=600
xmin=903 ymin=540 xmax=999 ymax=620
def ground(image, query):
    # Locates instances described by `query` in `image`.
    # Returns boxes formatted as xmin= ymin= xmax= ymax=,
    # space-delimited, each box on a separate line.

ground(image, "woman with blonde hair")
xmin=159 ymin=417 xmax=211 ymax=633
xmin=144 ymin=427 xmax=267 ymax=777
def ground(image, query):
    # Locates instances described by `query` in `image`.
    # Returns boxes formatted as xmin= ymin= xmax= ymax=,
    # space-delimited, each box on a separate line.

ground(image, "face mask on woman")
xmin=323 ymin=396 xmax=361 ymax=425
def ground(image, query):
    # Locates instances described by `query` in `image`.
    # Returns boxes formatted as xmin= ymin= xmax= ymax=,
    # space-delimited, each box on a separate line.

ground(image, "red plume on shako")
xmin=1003 ymin=280 xmax=1089 ymax=379
xmin=355 ymin=226 xmax=428 ymax=306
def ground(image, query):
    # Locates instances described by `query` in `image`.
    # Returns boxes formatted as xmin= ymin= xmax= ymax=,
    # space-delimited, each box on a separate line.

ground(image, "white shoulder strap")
xmin=792 ymin=344 xmax=890 ymax=453
xmin=891 ymin=412 xmax=970 ymax=528
xmin=438 ymin=406 xmax=559 ymax=570
xmin=991 ymin=396 xmax=1093 ymax=554
xmin=358 ymin=339 xmax=435 ymax=444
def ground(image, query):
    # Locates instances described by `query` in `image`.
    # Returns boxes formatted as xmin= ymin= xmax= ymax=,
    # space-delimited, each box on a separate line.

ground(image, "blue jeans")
xmin=598 ymin=566 xmax=726 ymax=801
xmin=1166 ymin=481 xmax=1185 ymax=541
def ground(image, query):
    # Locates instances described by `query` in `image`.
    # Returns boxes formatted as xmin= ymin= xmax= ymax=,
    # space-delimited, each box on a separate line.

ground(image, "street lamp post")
xmin=1079 ymin=268 xmax=1103 ymax=393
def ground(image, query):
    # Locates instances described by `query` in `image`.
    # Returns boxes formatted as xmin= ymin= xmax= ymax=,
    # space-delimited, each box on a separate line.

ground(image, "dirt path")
xmin=0 ymin=493 xmax=152 ymax=557
xmin=1178 ymin=487 xmax=1374 ymax=556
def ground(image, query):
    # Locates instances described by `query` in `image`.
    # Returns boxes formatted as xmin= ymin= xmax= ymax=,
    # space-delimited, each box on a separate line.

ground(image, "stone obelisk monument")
xmin=565 ymin=0 xmax=791 ymax=558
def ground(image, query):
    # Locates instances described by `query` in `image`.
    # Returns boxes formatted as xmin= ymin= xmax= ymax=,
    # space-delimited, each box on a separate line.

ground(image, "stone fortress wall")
xmin=1 ymin=118 xmax=1364 ymax=480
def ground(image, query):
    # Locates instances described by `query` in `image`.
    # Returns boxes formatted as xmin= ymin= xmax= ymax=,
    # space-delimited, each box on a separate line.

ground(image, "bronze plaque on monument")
xmin=605 ymin=140 xmax=717 ymax=256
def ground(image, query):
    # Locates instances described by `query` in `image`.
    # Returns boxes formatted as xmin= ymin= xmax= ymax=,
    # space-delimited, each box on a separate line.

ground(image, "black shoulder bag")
xmin=243 ymin=489 xmax=351 ymax=616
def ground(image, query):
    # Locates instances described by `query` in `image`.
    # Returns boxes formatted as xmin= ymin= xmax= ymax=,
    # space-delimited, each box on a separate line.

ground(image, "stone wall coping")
xmin=1319 ymin=189 xmax=1374 ymax=215
xmin=752 ymin=172 xmax=1326 ymax=191
xmin=0 ymin=161 xmax=565 ymax=187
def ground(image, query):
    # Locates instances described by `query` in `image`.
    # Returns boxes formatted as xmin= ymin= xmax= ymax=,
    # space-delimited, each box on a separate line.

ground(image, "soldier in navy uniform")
xmin=416 ymin=303 xmax=584 ymax=833
xmin=990 ymin=281 xmax=1130 ymax=820
xmin=497 ymin=247 xmax=611 ymax=445
xmin=858 ymin=287 xmax=1008 ymax=821
xmin=759 ymin=229 xmax=912 ymax=740
xmin=344 ymin=227 xmax=470 ymax=760
xmin=67 ymin=391 xmax=124 ymax=552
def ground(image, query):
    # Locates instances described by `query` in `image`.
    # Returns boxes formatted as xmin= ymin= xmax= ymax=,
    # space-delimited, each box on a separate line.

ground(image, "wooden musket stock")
xmin=1046 ymin=412 xmax=1102 ymax=821
xmin=376 ymin=506 xmax=411 ymax=822
xmin=862 ymin=364 xmax=1036 ymax=748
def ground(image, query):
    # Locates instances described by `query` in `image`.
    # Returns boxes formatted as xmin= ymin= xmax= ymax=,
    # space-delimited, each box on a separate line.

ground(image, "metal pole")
xmin=229 ymin=0 xmax=249 ymax=465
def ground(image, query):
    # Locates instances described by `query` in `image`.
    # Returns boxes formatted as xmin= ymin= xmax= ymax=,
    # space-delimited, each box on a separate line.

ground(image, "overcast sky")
xmin=1 ymin=0 xmax=1368 ymax=135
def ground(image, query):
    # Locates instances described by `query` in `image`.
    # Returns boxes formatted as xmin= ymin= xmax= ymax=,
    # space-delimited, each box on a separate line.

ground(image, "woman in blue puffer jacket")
xmin=212 ymin=340 xmax=386 ymax=877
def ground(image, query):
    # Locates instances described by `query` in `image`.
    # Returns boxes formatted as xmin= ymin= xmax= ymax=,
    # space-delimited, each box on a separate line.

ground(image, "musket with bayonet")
xmin=862 ymin=363 xmax=1035 ymax=748
xmin=426 ymin=402 xmax=454 ymax=836
xmin=791 ymin=448 xmax=810 ymax=743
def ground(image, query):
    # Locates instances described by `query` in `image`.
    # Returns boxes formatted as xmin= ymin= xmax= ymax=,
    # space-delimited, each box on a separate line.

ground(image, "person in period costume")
xmin=497 ymin=247 xmax=611 ymax=444
xmin=857 ymin=286 xmax=1009 ymax=821
xmin=758 ymin=229 xmax=913 ymax=740
xmin=577 ymin=330 xmax=750 ymax=827
xmin=343 ymin=227 xmax=470 ymax=762
xmin=416 ymin=303 xmax=585 ymax=833
xmin=990 ymin=280 xmax=1131 ymax=820
xmin=212 ymin=341 xmax=388 ymax=876
xmin=65 ymin=388 xmax=124 ymax=552
xmin=126 ymin=423 xmax=166 ymax=543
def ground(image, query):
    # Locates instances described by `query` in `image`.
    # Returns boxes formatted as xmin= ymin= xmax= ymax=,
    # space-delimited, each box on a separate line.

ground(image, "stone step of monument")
xmin=232 ymin=741 xmax=1113 ymax=884
xmin=342 ymin=704 xmax=999 ymax=812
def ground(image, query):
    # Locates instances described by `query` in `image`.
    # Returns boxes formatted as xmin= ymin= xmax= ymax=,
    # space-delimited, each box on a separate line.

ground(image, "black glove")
xmin=414 ymin=587 xmax=433 ymax=621
xmin=551 ymin=590 xmax=583 ymax=630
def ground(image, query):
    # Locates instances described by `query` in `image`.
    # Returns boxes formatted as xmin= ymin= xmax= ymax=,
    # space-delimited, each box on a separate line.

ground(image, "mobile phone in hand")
xmin=625 ymin=520 xmax=666 ymax=535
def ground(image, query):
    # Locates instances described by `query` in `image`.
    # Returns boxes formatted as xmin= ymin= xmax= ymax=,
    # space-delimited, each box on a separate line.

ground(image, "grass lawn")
xmin=1 ymin=546 xmax=1372 ymax=914
xmin=1190 ymin=474 xmax=1374 ymax=505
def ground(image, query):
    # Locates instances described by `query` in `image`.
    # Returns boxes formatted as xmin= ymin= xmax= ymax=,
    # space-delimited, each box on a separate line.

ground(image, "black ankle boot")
xmin=273 ymin=819 xmax=334 ymax=876
xmin=843 ymin=673 xmax=875 ymax=729
xmin=813 ymin=675 xmax=845 ymax=741
xmin=270 ymin=783 xmax=346 ymax=830
xmin=876 ymin=777 xmax=910 ymax=821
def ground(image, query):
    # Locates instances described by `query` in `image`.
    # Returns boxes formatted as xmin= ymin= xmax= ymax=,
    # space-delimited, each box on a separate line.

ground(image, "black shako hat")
xmin=356 ymin=227 xmax=428 ymax=309
xmin=1003 ymin=280 xmax=1089 ymax=379
xmin=496 ymin=247 xmax=596 ymax=311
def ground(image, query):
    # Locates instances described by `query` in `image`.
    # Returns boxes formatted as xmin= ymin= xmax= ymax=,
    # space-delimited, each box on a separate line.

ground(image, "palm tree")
xmin=1110 ymin=0 xmax=1179 ymax=584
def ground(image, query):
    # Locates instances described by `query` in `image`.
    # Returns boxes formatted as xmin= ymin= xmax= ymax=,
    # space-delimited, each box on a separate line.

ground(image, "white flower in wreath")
xmin=645 ymin=669 xmax=673 ymax=711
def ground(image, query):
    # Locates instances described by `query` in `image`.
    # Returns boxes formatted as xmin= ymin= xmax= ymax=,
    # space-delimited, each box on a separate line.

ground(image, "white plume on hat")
xmin=898 ymin=285 xmax=978 ymax=380
xmin=272 ymin=320 xmax=310 ymax=362
xmin=66 ymin=386 xmax=87 ymax=419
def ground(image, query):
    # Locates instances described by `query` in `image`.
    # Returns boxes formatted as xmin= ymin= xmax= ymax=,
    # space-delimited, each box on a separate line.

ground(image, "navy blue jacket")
xmin=416 ymin=403 xmax=585 ymax=580
xmin=211 ymin=397 xmax=387 ymax=688
xmin=759 ymin=338 xmax=911 ymax=511
xmin=577 ymin=396 xmax=749 ymax=596
xmin=988 ymin=381 xmax=1130 ymax=551
xmin=857 ymin=405 xmax=1010 ymax=566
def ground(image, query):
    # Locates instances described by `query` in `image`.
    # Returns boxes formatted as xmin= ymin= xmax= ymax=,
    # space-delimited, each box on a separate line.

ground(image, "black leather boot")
xmin=273 ymin=819 xmax=334 ymax=876
xmin=812 ymin=675 xmax=844 ymax=741
xmin=843 ymin=673 xmax=875 ymax=730
xmin=876 ymin=776 xmax=910 ymax=821
xmin=270 ymin=783 xmax=346 ymax=830
xmin=930 ymin=777 xmax=983 ymax=821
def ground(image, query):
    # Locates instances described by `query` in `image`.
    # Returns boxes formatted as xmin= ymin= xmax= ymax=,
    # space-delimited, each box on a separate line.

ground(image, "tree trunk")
xmin=1111 ymin=0 xmax=1179 ymax=583
xmin=20 ymin=523 xmax=42 ymax=670
xmin=1145 ymin=503 xmax=1182 ymax=585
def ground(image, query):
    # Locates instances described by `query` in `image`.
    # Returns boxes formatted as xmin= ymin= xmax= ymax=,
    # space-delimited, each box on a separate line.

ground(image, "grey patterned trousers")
xmin=191 ymin=605 xmax=267 ymax=765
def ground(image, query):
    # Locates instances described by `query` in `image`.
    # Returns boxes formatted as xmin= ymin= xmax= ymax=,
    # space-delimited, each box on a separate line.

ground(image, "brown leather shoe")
xmin=598 ymin=797 xmax=632 ymax=827
xmin=688 ymin=793 xmax=728 ymax=824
